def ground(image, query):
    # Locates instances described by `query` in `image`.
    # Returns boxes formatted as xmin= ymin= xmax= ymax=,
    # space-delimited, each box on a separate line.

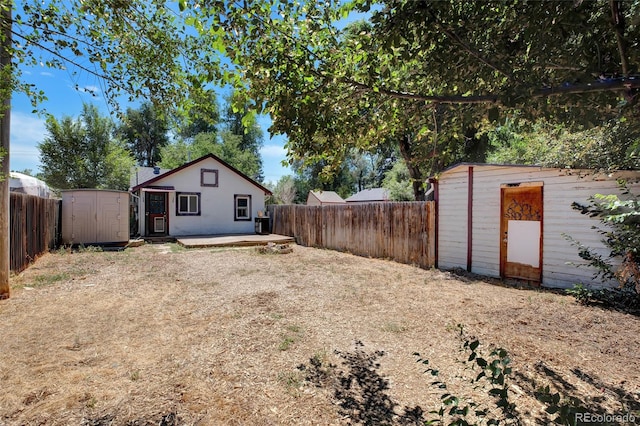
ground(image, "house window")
xmin=201 ymin=169 xmax=219 ymax=187
xmin=234 ymin=194 xmax=251 ymax=221
xmin=176 ymin=192 xmax=200 ymax=216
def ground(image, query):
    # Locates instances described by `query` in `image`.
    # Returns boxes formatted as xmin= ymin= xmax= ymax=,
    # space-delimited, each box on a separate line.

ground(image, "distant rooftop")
xmin=130 ymin=166 xmax=170 ymax=189
xmin=307 ymin=190 xmax=346 ymax=205
xmin=345 ymin=188 xmax=390 ymax=203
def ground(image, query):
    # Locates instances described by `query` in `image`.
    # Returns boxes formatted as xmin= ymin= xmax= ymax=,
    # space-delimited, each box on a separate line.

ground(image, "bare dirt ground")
xmin=1 ymin=244 xmax=639 ymax=425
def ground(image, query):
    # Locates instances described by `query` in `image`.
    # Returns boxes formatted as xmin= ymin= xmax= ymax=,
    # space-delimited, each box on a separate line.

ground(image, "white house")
xmin=436 ymin=163 xmax=640 ymax=289
xmin=131 ymin=154 xmax=272 ymax=237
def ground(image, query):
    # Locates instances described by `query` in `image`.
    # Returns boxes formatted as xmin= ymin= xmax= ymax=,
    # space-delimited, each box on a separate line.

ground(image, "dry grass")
xmin=1 ymin=244 xmax=639 ymax=425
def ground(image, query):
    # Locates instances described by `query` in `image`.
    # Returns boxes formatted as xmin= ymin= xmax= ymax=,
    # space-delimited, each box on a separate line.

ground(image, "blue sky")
xmin=9 ymin=65 xmax=292 ymax=185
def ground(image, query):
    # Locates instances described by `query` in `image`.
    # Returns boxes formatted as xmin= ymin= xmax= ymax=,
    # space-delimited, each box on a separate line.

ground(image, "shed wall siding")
xmin=438 ymin=165 xmax=640 ymax=288
xmin=437 ymin=168 xmax=468 ymax=270
xmin=62 ymin=190 xmax=129 ymax=244
xmin=306 ymin=194 xmax=321 ymax=206
xmin=139 ymin=157 xmax=266 ymax=236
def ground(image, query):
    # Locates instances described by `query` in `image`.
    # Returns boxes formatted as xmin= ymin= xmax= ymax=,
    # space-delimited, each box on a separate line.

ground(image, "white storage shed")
xmin=436 ymin=163 xmax=640 ymax=289
xmin=61 ymin=189 xmax=129 ymax=245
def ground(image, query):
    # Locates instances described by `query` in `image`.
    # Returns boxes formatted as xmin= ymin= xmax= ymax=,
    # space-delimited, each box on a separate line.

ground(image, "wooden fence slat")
xmin=268 ymin=201 xmax=436 ymax=269
xmin=9 ymin=193 xmax=60 ymax=273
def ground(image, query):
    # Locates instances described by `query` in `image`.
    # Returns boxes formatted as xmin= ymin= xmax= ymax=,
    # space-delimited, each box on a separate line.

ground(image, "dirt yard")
xmin=1 ymin=244 xmax=639 ymax=425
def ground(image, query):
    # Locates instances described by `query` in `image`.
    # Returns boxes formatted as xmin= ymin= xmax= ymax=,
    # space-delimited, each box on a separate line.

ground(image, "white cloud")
xmin=78 ymin=85 xmax=101 ymax=94
xmin=9 ymin=112 xmax=47 ymax=171
xmin=260 ymin=144 xmax=287 ymax=158
xmin=40 ymin=71 xmax=54 ymax=77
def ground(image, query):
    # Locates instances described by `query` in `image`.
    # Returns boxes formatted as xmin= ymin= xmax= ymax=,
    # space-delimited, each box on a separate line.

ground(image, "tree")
xmin=183 ymin=0 xmax=640 ymax=200
xmin=160 ymin=92 xmax=265 ymax=180
xmin=39 ymin=104 xmax=134 ymax=190
xmin=292 ymin=155 xmax=357 ymax=202
xmin=117 ymin=102 xmax=170 ymax=167
xmin=0 ymin=1 xmax=10 ymax=297
xmin=382 ymin=161 xmax=414 ymax=202
xmin=487 ymin=119 xmax=640 ymax=171
xmin=270 ymin=175 xmax=297 ymax=204
xmin=11 ymin=168 xmax=34 ymax=177
xmin=222 ymin=92 xmax=265 ymax=182
xmin=159 ymin=131 xmax=263 ymax=180
xmin=176 ymin=90 xmax=220 ymax=140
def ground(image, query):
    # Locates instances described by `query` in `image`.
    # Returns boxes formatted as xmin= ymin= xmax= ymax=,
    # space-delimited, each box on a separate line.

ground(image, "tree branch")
xmin=10 ymin=30 xmax=115 ymax=84
xmin=609 ymin=0 xmax=629 ymax=76
xmin=427 ymin=9 xmax=514 ymax=81
xmin=345 ymin=77 xmax=640 ymax=106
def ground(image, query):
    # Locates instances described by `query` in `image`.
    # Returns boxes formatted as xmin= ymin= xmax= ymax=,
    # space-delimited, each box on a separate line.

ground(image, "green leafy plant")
xmin=299 ymin=333 xmax=628 ymax=425
xmin=414 ymin=324 xmax=516 ymax=425
xmin=77 ymin=244 xmax=103 ymax=253
xmin=534 ymin=385 xmax=587 ymax=426
xmin=565 ymin=183 xmax=640 ymax=312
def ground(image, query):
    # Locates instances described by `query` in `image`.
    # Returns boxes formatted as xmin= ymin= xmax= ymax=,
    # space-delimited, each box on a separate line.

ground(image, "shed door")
xmin=146 ymin=192 xmax=168 ymax=236
xmin=70 ymin=193 xmax=97 ymax=243
xmin=500 ymin=184 xmax=543 ymax=283
xmin=96 ymin=193 xmax=126 ymax=242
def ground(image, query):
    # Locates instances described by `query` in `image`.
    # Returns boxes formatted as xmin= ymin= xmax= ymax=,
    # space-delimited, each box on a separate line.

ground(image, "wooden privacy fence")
xmin=10 ymin=192 xmax=61 ymax=273
xmin=268 ymin=202 xmax=436 ymax=269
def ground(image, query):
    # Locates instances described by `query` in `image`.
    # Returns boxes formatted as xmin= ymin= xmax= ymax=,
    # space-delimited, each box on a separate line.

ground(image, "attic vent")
xmin=153 ymin=166 xmax=160 ymax=175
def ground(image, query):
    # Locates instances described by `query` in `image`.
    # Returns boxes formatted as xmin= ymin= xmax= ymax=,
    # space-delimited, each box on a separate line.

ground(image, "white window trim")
xmin=177 ymin=192 xmax=200 ymax=216
xmin=234 ymin=194 xmax=251 ymax=221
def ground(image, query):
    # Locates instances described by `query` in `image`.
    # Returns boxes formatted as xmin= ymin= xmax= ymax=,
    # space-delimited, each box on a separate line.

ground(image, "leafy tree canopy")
xmin=116 ymin=102 xmax=170 ymax=167
xmin=269 ymin=175 xmax=297 ymax=205
xmin=382 ymin=160 xmax=414 ymax=202
xmin=159 ymin=92 xmax=264 ymax=180
xmin=38 ymin=104 xmax=134 ymax=190
xmin=183 ymin=0 xmax=640 ymax=199
xmin=8 ymin=0 xmax=226 ymax=117
xmin=487 ymin=119 xmax=640 ymax=171
xmin=221 ymin=91 xmax=265 ymax=181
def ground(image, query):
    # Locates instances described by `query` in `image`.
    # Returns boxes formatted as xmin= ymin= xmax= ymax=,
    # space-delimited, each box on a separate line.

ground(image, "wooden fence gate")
xmin=268 ymin=202 xmax=436 ymax=269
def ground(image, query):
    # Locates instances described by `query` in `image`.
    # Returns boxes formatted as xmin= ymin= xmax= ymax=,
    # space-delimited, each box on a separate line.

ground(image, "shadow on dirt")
xmin=299 ymin=341 xmax=640 ymax=426
xmin=83 ymin=411 xmax=178 ymax=426
xmin=299 ymin=341 xmax=424 ymax=425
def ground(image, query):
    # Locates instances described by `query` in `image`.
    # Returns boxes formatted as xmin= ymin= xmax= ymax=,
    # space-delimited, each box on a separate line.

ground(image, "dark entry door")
xmin=146 ymin=192 xmax=168 ymax=236
xmin=500 ymin=184 xmax=543 ymax=283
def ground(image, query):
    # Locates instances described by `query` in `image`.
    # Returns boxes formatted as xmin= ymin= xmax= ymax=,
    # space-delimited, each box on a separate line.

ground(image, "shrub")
xmin=565 ymin=183 xmax=640 ymax=312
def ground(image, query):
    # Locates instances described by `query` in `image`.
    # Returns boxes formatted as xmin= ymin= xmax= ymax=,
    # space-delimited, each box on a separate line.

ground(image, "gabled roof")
xmin=345 ymin=188 xmax=390 ymax=203
xmin=131 ymin=153 xmax=272 ymax=195
xmin=308 ymin=190 xmax=345 ymax=204
xmin=130 ymin=166 xmax=171 ymax=189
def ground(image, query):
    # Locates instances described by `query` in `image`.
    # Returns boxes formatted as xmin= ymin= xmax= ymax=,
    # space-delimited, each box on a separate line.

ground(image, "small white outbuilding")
xmin=61 ymin=189 xmax=129 ymax=245
xmin=436 ymin=163 xmax=640 ymax=289
xmin=9 ymin=172 xmax=52 ymax=198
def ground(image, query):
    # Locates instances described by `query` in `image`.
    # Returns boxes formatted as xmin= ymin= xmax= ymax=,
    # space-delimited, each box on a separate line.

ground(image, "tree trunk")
xmin=0 ymin=2 xmax=12 ymax=299
xmin=398 ymin=133 xmax=425 ymax=201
